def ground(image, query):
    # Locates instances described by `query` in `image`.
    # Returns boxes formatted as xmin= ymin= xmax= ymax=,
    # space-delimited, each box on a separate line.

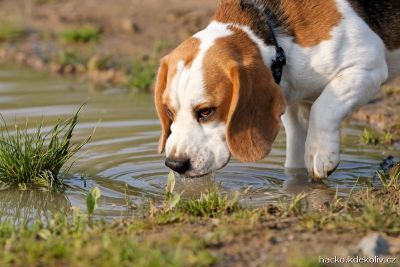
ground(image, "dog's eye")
xmin=197 ymin=107 xmax=216 ymax=122
xmin=166 ymin=107 xmax=174 ymax=120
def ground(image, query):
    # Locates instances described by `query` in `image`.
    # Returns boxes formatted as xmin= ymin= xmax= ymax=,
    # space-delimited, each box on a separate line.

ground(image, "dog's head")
xmin=155 ymin=22 xmax=286 ymax=177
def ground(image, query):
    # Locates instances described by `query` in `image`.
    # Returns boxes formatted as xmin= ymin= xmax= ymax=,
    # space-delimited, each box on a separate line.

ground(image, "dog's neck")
xmin=212 ymin=0 xmax=285 ymax=47
xmin=211 ymin=1 xmax=288 ymax=84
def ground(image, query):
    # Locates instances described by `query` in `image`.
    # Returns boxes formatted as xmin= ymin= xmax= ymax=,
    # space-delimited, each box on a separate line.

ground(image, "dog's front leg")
xmin=282 ymin=102 xmax=311 ymax=169
xmin=305 ymin=67 xmax=388 ymax=179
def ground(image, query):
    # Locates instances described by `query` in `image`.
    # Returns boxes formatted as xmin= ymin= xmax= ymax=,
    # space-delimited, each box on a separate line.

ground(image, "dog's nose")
xmin=165 ymin=157 xmax=191 ymax=174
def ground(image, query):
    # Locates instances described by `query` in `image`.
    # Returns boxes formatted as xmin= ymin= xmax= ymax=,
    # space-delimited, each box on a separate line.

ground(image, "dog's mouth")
xmin=167 ymin=154 xmax=231 ymax=179
xmin=180 ymin=157 xmax=231 ymax=179
xmin=180 ymin=171 xmax=213 ymax=179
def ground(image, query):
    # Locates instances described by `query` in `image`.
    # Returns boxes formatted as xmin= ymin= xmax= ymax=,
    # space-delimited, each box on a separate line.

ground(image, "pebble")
xmin=357 ymin=234 xmax=390 ymax=257
xmin=121 ymin=18 xmax=140 ymax=33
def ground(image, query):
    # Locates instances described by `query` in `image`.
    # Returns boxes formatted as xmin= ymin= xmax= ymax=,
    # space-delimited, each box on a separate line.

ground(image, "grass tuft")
xmin=377 ymin=162 xmax=400 ymax=190
xmin=59 ymin=26 xmax=102 ymax=43
xmin=159 ymin=172 xmax=240 ymax=218
xmin=360 ymin=127 xmax=396 ymax=146
xmin=278 ymin=192 xmax=308 ymax=217
xmin=360 ymin=128 xmax=379 ymax=145
xmin=56 ymin=50 xmax=87 ymax=67
xmin=178 ymin=190 xmax=240 ymax=218
xmin=126 ymin=59 xmax=156 ymax=91
xmin=0 ymin=22 xmax=27 ymax=42
xmin=0 ymin=109 xmax=90 ymax=191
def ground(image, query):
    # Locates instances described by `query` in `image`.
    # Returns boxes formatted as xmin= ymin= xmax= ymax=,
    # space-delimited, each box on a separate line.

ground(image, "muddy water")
xmin=0 ymin=65 xmax=399 ymax=221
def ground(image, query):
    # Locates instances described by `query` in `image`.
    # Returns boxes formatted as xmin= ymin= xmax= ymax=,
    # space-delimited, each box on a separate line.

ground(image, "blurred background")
xmin=0 ymin=0 xmax=216 ymax=89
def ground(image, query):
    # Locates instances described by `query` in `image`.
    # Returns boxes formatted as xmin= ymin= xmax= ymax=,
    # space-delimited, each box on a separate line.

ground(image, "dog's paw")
xmin=305 ymin=138 xmax=340 ymax=179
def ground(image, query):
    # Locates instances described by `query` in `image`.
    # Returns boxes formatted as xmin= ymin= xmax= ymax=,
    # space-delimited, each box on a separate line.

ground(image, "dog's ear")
xmin=226 ymin=62 xmax=286 ymax=162
xmin=154 ymin=56 xmax=171 ymax=153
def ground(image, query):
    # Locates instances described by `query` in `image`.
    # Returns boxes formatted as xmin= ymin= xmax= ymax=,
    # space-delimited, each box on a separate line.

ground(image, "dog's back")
xmin=349 ymin=0 xmax=400 ymax=50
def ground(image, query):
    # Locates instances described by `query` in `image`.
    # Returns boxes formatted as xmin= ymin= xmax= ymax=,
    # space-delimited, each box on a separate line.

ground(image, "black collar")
xmin=262 ymin=10 xmax=286 ymax=85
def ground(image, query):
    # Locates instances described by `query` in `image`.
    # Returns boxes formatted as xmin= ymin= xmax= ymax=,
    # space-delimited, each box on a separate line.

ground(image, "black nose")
xmin=165 ymin=157 xmax=191 ymax=174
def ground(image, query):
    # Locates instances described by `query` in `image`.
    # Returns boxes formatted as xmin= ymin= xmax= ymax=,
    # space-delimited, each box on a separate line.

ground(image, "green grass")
xmin=178 ymin=191 xmax=240 ymax=217
xmin=360 ymin=128 xmax=379 ymax=145
xmin=299 ymin=166 xmax=400 ymax=234
xmin=126 ymin=40 xmax=169 ymax=91
xmin=157 ymin=172 xmax=240 ymax=218
xmin=377 ymin=162 xmax=400 ymax=190
xmin=0 ymin=213 xmax=216 ymax=267
xmin=0 ymin=109 xmax=90 ymax=191
xmin=0 ymin=22 xmax=27 ymax=42
xmin=35 ymin=0 xmax=60 ymax=4
xmin=360 ymin=127 xmax=398 ymax=146
xmin=56 ymin=50 xmax=87 ymax=67
xmin=59 ymin=26 xmax=102 ymax=44
xmin=126 ymin=59 xmax=156 ymax=91
xmin=87 ymin=54 xmax=113 ymax=72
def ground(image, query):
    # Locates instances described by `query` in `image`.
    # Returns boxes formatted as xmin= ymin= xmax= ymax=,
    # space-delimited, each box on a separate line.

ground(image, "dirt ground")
xmin=0 ymin=0 xmax=216 ymax=63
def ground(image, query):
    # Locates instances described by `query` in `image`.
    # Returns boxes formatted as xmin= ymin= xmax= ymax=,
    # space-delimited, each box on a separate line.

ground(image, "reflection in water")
xmin=283 ymin=168 xmax=335 ymax=211
xmin=0 ymin=64 xmax=399 ymax=221
xmin=0 ymin=188 xmax=71 ymax=223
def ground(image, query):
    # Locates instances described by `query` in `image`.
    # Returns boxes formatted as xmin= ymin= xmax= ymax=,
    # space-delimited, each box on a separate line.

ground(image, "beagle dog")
xmin=155 ymin=0 xmax=400 ymax=179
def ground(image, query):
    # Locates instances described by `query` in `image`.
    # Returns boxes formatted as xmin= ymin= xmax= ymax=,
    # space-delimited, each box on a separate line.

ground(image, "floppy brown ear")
xmin=154 ymin=56 xmax=171 ymax=153
xmin=226 ymin=63 xmax=286 ymax=162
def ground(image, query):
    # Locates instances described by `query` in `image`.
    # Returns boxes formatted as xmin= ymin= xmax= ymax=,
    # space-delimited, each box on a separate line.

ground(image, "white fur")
xmin=165 ymin=22 xmax=233 ymax=177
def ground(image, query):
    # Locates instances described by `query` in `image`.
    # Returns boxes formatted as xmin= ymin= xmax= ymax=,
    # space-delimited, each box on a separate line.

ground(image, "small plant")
xmin=57 ymin=50 xmax=87 ymax=67
xmin=360 ymin=128 xmax=379 ymax=145
xmin=153 ymin=172 xmax=239 ymax=218
xmin=35 ymin=0 xmax=59 ymax=4
xmin=0 ymin=108 xmax=91 ymax=191
xmin=0 ymin=22 xmax=27 ymax=42
xmin=59 ymin=26 xmax=102 ymax=43
xmin=278 ymin=192 xmax=308 ymax=217
xmin=87 ymin=54 xmax=113 ymax=72
xmin=86 ymin=187 xmax=101 ymax=216
xmin=377 ymin=163 xmax=400 ymax=190
xmin=179 ymin=190 xmax=240 ymax=218
xmin=383 ymin=84 xmax=400 ymax=97
xmin=126 ymin=59 xmax=156 ymax=91
xmin=381 ymin=131 xmax=394 ymax=146
xmin=163 ymin=171 xmax=182 ymax=212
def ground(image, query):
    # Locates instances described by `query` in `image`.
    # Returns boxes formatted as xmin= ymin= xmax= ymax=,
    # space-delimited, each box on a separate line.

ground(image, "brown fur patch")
xmin=280 ymin=0 xmax=342 ymax=47
xmin=213 ymin=1 xmax=274 ymax=44
xmin=154 ymin=37 xmax=200 ymax=153
xmin=214 ymin=0 xmax=342 ymax=47
xmin=154 ymin=57 xmax=171 ymax=153
xmin=202 ymin=28 xmax=286 ymax=162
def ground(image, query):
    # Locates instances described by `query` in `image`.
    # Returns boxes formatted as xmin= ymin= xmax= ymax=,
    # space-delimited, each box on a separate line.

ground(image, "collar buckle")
xmin=271 ymin=46 xmax=286 ymax=84
xmin=263 ymin=10 xmax=287 ymax=85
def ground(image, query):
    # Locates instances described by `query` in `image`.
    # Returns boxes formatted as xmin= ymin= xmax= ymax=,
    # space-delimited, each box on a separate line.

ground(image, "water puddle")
xmin=0 ymin=64 xmax=399 ymax=222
